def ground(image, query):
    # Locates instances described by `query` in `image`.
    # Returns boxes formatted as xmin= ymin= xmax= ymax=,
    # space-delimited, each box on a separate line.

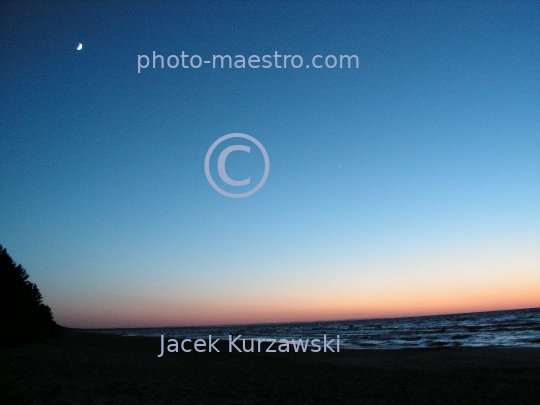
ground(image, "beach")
xmin=1 ymin=330 xmax=539 ymax=404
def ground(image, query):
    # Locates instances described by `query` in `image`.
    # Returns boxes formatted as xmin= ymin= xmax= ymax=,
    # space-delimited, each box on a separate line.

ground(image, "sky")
xmin=1 ymin=1 xmax=539 ymax=328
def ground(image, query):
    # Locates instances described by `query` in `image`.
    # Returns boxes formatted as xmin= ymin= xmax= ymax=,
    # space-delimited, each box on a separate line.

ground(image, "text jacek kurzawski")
xmin=157 ymin=335 xmax=340 ymax=357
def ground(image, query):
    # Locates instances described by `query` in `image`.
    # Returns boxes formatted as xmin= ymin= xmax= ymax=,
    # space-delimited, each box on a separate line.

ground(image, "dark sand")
xmin=1 ymin=330 xmax=539 ymax=404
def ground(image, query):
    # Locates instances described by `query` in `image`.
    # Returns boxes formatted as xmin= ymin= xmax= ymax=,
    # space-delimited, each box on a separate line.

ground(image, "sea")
xmin=91 ymin=307 xmax=540 ymax=349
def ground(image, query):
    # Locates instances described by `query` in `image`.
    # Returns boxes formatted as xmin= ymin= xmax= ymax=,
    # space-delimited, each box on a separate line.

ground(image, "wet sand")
xmin=1 ymin=330 xmax=539 ymax=404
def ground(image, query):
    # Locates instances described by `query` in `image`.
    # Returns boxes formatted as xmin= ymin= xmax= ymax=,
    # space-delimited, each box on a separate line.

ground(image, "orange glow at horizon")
xmin=57 ymin=280 xmax=540 ymax=329
xmin=53 ymin=238 xmax=540 ymax=329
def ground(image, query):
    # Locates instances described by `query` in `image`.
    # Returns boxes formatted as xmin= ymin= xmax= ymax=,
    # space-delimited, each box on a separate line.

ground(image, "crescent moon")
xmin=76 ymin=43 xmax=83 ymax=51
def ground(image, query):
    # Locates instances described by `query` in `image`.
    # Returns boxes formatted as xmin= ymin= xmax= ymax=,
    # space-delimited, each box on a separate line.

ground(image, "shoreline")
xmin=1 ymin=329 xmax=539 ymax=404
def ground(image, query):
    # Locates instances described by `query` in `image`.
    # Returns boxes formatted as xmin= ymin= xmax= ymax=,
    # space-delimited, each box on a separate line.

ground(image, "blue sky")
xmin=1 ymin=1 xmax=539 ymax=327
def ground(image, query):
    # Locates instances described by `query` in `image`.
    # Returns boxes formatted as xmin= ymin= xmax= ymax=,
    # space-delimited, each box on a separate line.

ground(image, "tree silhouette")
xmin=0 ymin=245 xmax=59 ymax=347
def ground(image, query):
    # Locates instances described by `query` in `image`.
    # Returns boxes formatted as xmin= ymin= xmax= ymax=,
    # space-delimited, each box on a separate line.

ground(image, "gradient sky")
xmin=1 ymin=1 xmax=539 ymax=328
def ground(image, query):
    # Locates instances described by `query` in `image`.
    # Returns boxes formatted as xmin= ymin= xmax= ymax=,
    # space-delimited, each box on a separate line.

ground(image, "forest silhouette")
xmin=0 ymin=245 xmax=60 ymax=347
